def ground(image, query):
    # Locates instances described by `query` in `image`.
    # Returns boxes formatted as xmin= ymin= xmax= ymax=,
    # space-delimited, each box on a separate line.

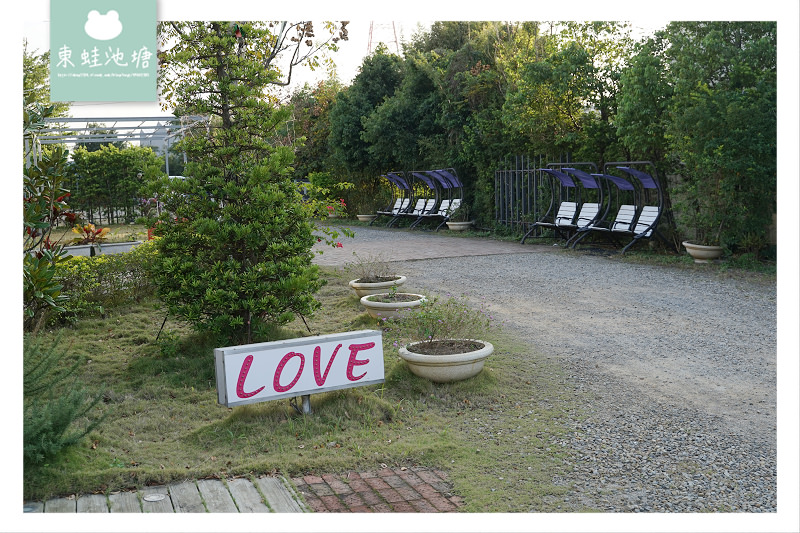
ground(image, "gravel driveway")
xmin=314 ymin=225 xmax=779 ymax=513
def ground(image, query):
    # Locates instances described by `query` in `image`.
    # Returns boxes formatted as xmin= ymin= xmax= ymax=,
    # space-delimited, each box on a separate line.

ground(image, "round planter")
xmin=349 ymin=276 xmax=406 ymax=298
xmin=446 ymin=221 xmax=473 ymax=232
xmin=360 ymin=292 xmax=426 ymax=319
xmin=356 ymin=214 xmax=378 ymax=223
xmin=398 ymin=340 xmax=494 ymax=383
xmin=682 ymin=241 xmax=724 ymax=263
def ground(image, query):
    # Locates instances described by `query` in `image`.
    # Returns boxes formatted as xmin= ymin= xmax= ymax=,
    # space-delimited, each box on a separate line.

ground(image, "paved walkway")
xmin=24 ymin=476 xmax=306 ymax=513
xmin=24 ymin=467 xmax=460 ymax=513
xmin=291 ymin=466 xmax=462 ymax=512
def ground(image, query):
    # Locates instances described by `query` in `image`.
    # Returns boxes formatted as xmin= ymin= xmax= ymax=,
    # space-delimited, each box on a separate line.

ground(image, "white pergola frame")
xmin=37 ymin=115 xmax=209 ymax=175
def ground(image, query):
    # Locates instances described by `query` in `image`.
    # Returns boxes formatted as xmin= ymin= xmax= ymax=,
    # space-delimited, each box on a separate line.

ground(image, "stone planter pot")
xmin=682 ymin=241 xmax=724 ymax=263
xmin=356 ymin=214 xmax=378 ymax=223
xmin=398 ymin=340 xmax=494 ymax=382
xmin=65 ymin=241 xmax=143 ymax=257
xmin=360 ymin=292 xmax=426 ymax=319
xmin=446 ymin=221 xmax=473 ymax=232
xmin=349 ymin=276 xmax=406 ymax=298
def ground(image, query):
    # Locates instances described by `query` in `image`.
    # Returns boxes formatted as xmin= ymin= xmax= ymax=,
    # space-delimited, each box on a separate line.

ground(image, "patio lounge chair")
xmin=562 ymin=167 xmax=636 ymax=249
xmin=376 ymin=197 xmax=410 ymax=218
xmin=521 ymin=166 xmax=602 ymax=244
xmin=612 ymin=165 xmax=674 ymax=252
xmin=566 ymin=163 xmax=675 ymax=253
xmin=403 ymin=168 xmax=465 ymax=230
xmin=388 ymin=197 xmax=436 ymax=227
xmin=413 ymin=198 xmax=462 ymax=231
xmin=373 ymin=172 xmax=412 ymax=225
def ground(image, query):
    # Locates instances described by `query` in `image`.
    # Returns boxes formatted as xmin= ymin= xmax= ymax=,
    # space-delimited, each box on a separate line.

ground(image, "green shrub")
xmin=23 ymin=335 xmax=104 ymax=466
xmin=54 ymin=239 xmax=158 ymax=321
xmin=153 ymin=163 xmax=325 ymax=346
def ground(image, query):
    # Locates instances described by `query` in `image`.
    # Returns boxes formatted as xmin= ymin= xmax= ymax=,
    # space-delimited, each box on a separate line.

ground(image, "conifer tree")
xmin=154 ymin=21 xmax=348 ymax=344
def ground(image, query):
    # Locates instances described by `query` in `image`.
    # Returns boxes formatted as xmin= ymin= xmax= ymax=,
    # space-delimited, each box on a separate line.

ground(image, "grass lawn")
xmin=24 ymin=267 xmax=582 ymax=512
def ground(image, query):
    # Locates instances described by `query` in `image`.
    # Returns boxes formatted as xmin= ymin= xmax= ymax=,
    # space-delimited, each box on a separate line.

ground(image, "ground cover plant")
xmin=24 ymin=265 xmax=581 ymax=512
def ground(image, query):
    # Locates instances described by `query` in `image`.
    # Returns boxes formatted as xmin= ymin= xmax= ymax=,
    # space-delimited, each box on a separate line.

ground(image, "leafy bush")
xmin=23 ymin=104 xmax=74 ymax=330
xmin=55 ymin=239 xmax=158 ymax=321
xmin=152 ymin=162 xmax=325 ymax=345
xmin=65 ymin=144 xmax=165 ymax=224
xmin=23 ymin=335 xmax=104 ymax=466
xmin=663 ymin=22 xmax=776 ymax=247
xmin=383 ymin=293 xmax=502 ymax=348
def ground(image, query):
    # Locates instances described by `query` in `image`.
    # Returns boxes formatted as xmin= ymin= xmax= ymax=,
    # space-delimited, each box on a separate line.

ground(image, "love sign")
xmin=214 ymin=330 xmax=384 ymax=407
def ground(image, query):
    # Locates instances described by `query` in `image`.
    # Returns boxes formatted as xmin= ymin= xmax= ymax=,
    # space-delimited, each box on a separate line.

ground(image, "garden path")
xmin=312 ymin=224 xmax=556 ymax=266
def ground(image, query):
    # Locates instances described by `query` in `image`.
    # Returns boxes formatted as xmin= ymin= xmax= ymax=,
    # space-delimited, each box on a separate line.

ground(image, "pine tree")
xmin=23 ymin=335 xmax=103 ymax=465
xmin=154 ymin=22 xmax=347 ymax=345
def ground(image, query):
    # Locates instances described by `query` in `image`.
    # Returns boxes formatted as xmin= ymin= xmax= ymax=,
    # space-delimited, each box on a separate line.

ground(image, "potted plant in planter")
xmin=355 ymin=197 xmax=384 ymax=223
xmin=68 ymin=223 xmax=111 ymax=256
xmin=356 ymin=213 xmax=378 ymax=223
xmin=675 ymin=173 xmax=726 ymax=263
xmin=445 ymin=204 xmax=473 ymax=232
xmin=383 ymin=294 xmax=501 ymax=382
xmin=344 ymin=252 xmax=406 ymax=297
xmin=360 ymin=286 xmax=426 ymax=319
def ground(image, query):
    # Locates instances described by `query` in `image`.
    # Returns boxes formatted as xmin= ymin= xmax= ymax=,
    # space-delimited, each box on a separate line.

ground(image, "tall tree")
xmin=289 ymin=78 xmax=343 ymax=178
xmin=663 ymin=21 xmax=777 ymax=249
xmin=501 ymin=21 xmax=632 ymax=164
xmin=23 ymin=41 xmax=70 ymax=117
xmin=327 ymin=45 xmax=404 ymax=177
xmin=615 ymin=36 xmax=672 ymax=163
xmin=153 ymin=21 xmax=348 ymax=344
xmin=361 ymin=51 xmax=447 ymax=171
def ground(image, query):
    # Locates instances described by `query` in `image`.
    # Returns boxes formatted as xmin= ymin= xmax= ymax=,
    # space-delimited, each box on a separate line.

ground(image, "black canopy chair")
xmin=610 ymin=163 xmax=675 ymax=253
xmin=562 ymin=167 xmax=638 ymax=249
xmin=388 ymin=171 xmax=439 ymax=227
xmin=520 ymin=168 xmax=578 ymax=244
xmin=373 ymin=172 xmax=412 ymax=226
xmin=409 ymin=168 xmax=465 ymax=231
xmin=429 ymin=168 xmax=463 ymax=203
xmin=520 ymin=162 xmax=601 ymax=244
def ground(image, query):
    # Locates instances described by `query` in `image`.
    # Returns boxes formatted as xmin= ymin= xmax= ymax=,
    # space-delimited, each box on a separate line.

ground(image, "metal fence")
xmin=494 ymin=155 xmax=556 ymax=232
xmin=74 ymin=201 xmax=144 ymax=226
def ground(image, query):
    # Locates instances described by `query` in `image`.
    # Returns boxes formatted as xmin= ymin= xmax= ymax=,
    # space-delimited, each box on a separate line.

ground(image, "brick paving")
xmin=291 ymin=466 xmax=463 ymax=513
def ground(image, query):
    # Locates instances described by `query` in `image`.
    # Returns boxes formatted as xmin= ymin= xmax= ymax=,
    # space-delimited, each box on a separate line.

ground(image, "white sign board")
xmin=214 ymin=330 xmax=384 ymax=407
